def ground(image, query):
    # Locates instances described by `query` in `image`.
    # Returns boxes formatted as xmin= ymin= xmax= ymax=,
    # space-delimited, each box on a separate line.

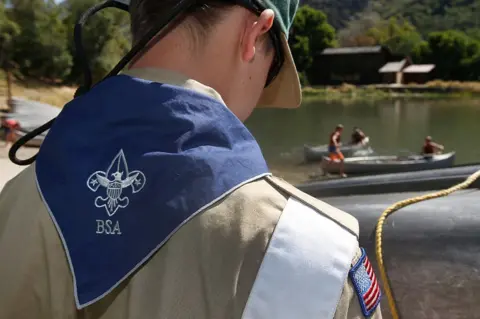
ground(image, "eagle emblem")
xmin=87 ymin=150 xmax=146 ymax=216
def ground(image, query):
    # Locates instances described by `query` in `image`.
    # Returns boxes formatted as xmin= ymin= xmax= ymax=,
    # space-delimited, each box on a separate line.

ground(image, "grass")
xmin=303 ymin=84 xmax=388 ymax=101
xmin=0 ymin=70 xmax=76 ymax=109
xmin=302 ymin=81 xmax=480 ymax=102
xmin=424 ymin=80 xmax=480 ymax=92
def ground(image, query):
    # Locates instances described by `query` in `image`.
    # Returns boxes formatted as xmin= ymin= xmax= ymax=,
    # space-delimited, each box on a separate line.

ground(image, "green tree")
xmin=462 ymin=51 xmax=480 ymax=81
xmin=466 ymin=28 xmax=480 ymax=41
xmin=411 ymin=40 xmax=430 ymax=62
xmin=289 ymin=35 xmax=311 ymax=85
xmin=63 ymin=0 xmax=130 ymax=85
xmin=414 ymin=30 xmax=480 ymax=80
xmin=289 ymin=5 xmax=336 ymax=82
xmin=0 ymin=1 xmax=20 ymax=66
xmin=366 ymin=17 xmax=422 ymax=55
xmin=10 ymin=0 xmax=72 ymax=81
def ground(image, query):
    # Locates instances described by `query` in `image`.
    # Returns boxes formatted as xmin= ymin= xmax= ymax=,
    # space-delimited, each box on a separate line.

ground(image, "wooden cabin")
xmin=312 ymin=46 xmax=394 ymax=85
xmin=378 ymin=58 xmax=412 ymax=84
xmin=402 ymin=64 xmax=436 ymax=84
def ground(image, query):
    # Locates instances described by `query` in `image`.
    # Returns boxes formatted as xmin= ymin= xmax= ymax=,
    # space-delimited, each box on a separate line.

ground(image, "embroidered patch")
xmin=87 ymin=149 xmax=146 ymax=216
xmin=349 ymin=248 xmax=381 ymax=317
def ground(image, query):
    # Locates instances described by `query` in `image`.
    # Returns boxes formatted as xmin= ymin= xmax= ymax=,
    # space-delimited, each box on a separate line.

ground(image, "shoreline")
xmin=302 ymin=81 xmax=480 ymax=102
xmin=3 ymin=72 xmax=480 ymax=109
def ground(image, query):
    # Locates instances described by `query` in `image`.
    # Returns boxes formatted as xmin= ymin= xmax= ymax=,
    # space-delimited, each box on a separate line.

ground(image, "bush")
xmin=298 ymin=72 xmax=310 ymax=87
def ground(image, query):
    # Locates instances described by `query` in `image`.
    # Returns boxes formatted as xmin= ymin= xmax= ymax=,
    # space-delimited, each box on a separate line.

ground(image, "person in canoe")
xmin=422 ymin=136 xmax=444 ymax=157
xmin=325 ymin=124 xmax=347 ymax=178
xmin=351 ymin=126 xmax=367 ymax=145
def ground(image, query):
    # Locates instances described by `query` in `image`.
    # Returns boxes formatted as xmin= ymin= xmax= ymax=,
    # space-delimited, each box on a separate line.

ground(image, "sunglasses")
xmin=233 ymin=0 xmax=285 ymax=87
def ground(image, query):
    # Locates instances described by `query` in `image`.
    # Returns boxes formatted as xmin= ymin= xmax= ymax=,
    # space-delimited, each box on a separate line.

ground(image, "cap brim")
xmin=257 ymin=34 xmax=302 ymax=109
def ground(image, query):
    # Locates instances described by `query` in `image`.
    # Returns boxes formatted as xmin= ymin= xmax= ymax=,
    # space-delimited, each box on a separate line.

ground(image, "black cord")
xmin=9 ymin=0 xmax=195 ymax=165
xmin=75 ymin=0 xmax=113 ymax=94
xmin=103 ymin=0 xmax=195 ymax=80
xmin=8 ymin=118 xmax=55 ymax=165
xmin=74 ymin=0 xmax=129 ymax=96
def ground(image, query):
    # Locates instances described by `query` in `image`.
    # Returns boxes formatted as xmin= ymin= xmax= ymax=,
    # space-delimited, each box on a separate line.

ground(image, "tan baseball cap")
xmin=257 ymin=34 xmax=302 ymax=109
xmin=252 ymin=0 xmax=302 ymax=109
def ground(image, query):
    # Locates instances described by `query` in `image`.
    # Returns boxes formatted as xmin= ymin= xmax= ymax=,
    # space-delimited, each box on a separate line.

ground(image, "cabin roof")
xmin=378 ymin=59 xmax=408 ymax=73
xmin=403 ymin=64 xmax=435 ymax=73
xmin=321 ymin=46 xmax=384 ymax=55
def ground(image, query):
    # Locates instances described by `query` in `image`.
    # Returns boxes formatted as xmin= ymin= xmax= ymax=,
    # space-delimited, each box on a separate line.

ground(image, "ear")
xmin=242 ymin=9 xmax=275 ymax=63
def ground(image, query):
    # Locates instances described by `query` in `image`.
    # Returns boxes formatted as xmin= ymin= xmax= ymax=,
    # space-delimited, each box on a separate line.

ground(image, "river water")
xmin=245 ymin=98 xmax=480 ymax=184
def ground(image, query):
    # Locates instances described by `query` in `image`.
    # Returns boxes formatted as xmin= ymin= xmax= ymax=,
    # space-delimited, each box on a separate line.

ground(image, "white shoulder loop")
xmin=241 ymin=197 xmax=358 ymax=319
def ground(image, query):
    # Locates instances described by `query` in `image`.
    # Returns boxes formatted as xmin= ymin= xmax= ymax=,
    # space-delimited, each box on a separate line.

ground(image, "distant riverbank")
xmin=302 ymin=81 xmax=480 ymax=102
xmin=0 ymin=71 xmax=75 ymax=110
xmin=3 ymin=69 xmax=480 ymax=111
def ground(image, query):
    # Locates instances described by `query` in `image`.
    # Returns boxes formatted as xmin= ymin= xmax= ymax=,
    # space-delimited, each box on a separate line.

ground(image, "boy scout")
xmin=0 ymin=0 xmax=382 ymax=318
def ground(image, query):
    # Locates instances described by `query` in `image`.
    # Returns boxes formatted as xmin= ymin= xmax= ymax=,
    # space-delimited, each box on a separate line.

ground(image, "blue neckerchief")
xmin=36 ymin=75 xmax=270 ymax=308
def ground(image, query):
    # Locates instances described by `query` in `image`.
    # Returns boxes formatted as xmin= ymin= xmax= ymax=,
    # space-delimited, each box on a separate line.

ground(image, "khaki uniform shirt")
xmin=0 ymin=68 xmax=382 ymax=319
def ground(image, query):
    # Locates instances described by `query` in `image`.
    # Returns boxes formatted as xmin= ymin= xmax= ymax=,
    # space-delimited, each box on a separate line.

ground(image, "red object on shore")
xmin=4 ymin=119 xmax=20 ymax=129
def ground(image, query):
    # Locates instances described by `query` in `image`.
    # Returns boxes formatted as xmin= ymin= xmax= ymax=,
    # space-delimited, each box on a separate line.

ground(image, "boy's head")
xmin=129 ymin=0 xmax=301 ymax=120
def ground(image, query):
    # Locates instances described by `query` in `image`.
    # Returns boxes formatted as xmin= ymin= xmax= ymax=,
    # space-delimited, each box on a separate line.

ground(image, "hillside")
xmin=300 ymin=0 xmax=369 ymax=30
xmin=303 ymin=0 xmax=480 ymax=36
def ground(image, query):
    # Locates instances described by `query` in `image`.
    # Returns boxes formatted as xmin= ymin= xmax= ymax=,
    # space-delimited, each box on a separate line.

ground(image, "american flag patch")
xmin=349 ymin=248 xmax=381 ymax=317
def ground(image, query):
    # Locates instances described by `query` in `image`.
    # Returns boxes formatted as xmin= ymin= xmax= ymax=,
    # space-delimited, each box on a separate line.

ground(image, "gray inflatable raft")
xmin=297 ymin=165 xmax=480 ymax=318
xmin=322 ymin=188 xmax=480 ymax=319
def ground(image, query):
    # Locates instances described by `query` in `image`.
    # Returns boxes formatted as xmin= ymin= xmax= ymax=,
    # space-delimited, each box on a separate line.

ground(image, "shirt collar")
xmin=122 ymin=67 xmax=225 ymax=104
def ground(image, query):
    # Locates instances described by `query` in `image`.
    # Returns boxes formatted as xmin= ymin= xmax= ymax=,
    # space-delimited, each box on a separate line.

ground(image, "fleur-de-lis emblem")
xmin=86 ymin=150 xmax=146 ymax=216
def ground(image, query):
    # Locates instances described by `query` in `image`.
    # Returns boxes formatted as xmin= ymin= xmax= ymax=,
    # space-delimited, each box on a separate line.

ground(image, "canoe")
xmin=296 ymin=163 xmax=480 ymax=318
xmin=321 ymin=151 xmax=456 ymax=175
xmin=304 ymin=137 xmax=373 ymax=162
xmin=297 ymin=163 xmax=480 ymax=198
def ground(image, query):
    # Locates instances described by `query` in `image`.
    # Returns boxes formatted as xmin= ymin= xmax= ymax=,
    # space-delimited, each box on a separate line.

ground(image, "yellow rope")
xmin=375 ymin=168 xmax=480 ymax=319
